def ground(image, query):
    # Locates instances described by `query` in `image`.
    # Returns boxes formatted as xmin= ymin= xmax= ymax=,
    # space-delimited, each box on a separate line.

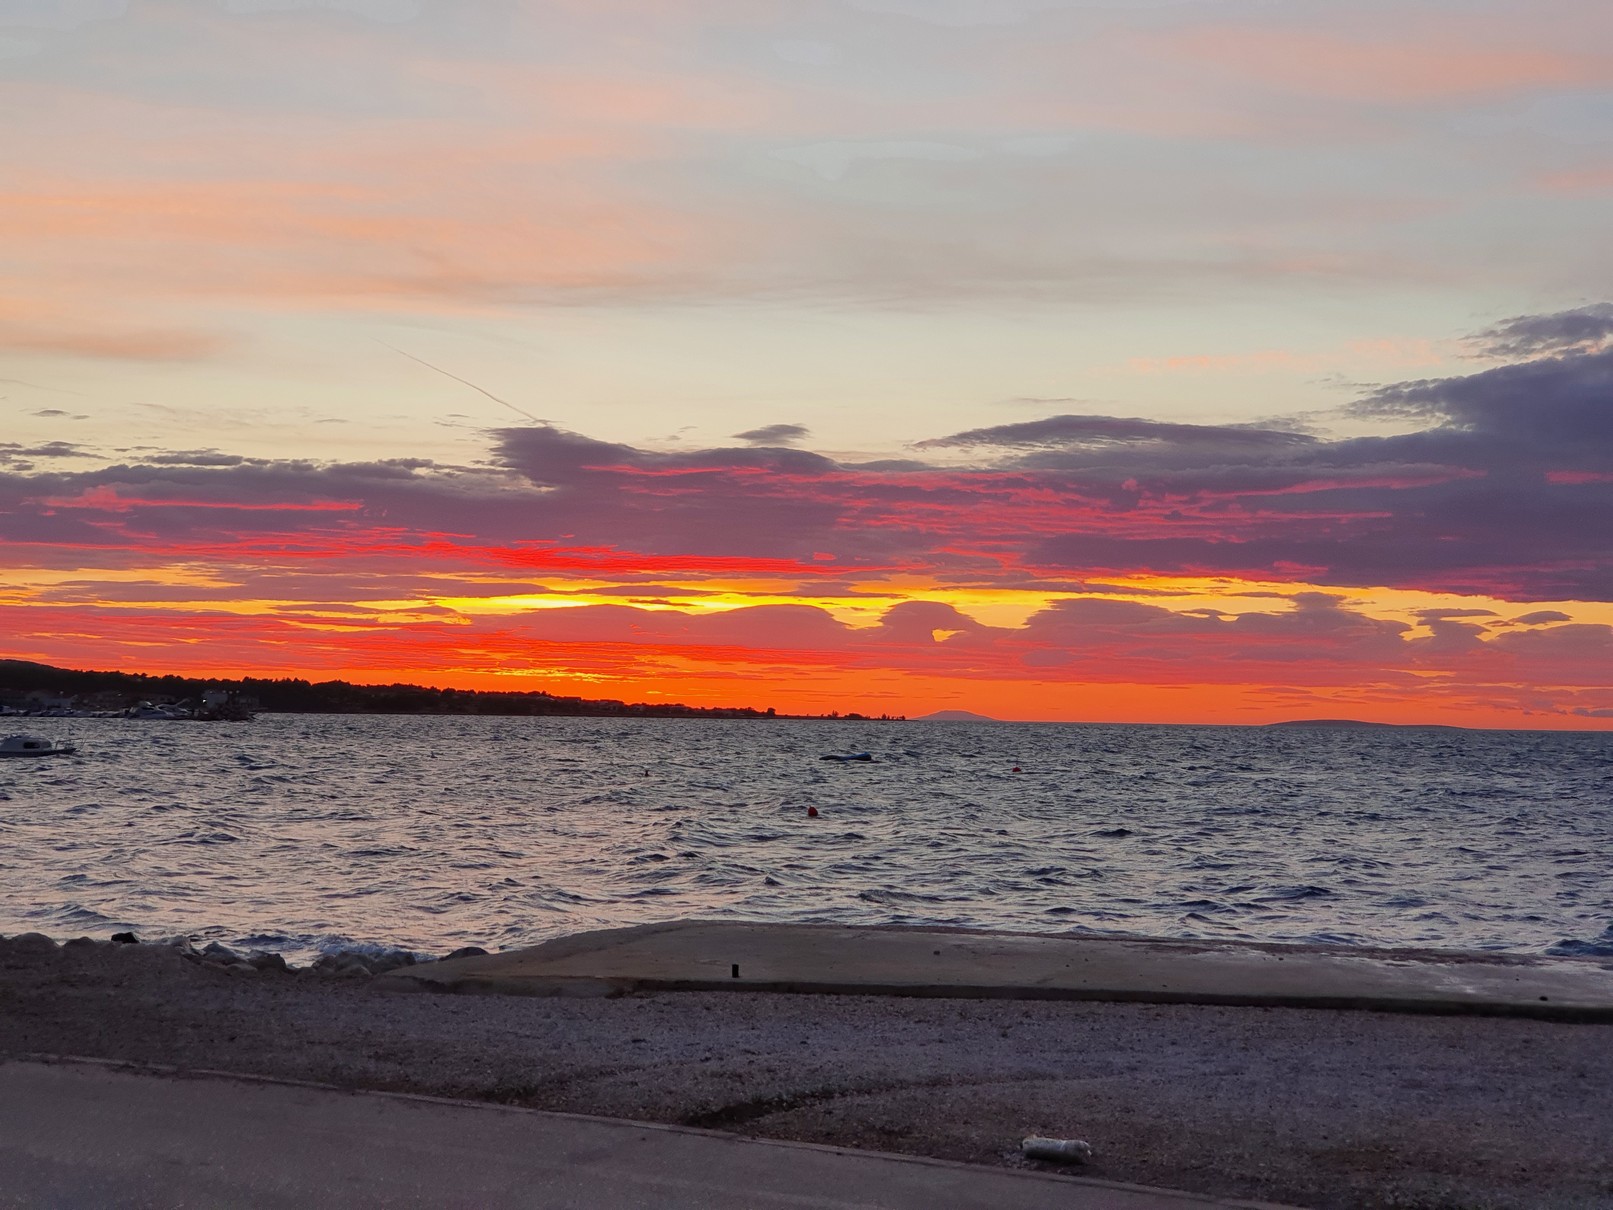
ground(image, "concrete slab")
xmin=380 ymin=919 xmax=1613 ymax=1021
xmin=0 ymin=1059 xmax=1293 ymax=1209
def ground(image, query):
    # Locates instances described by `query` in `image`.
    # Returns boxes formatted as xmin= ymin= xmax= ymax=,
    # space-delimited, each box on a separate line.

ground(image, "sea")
xmin=2 ymin=715 xmax=1610 ymax=966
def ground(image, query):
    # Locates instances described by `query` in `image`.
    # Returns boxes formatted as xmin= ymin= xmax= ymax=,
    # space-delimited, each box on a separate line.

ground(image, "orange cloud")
xmin=0 ymin=166 xmax=702 ymax=312
xmin=3 ymin=595 xmax=1609 ymax=728
xmin=0 ymin=295 xmax=226 ymax=361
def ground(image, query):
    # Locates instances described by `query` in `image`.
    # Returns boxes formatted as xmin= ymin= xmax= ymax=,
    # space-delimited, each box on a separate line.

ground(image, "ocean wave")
xmin=1255 ymin=884 xmax=1334 ymax=902
xmin=1546 ymin=923 xmax=1613 ymax=957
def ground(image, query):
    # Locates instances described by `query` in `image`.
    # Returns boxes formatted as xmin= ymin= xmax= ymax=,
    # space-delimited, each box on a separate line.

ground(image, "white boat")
xmin=0 ymin=734 xmax=77 ymax=758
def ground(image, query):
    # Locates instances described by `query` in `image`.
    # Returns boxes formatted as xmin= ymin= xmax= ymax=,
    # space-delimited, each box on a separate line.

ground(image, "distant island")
xmin=0 ymin=659 xmax=905 ymax=722
xmin=915 ymin=710 xmax=1000 ymax=722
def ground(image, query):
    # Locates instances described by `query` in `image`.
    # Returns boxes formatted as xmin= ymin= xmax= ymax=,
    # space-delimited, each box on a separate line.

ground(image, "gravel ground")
xmin=3 ymin=934 xmax=1611 ymax=1210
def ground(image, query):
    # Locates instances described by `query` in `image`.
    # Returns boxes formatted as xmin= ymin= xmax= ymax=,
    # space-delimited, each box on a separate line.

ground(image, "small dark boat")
xmin=820 ymin=752 xmax=873 ymax=762
xmin=0 ymin=734 xmax=77 ymax=759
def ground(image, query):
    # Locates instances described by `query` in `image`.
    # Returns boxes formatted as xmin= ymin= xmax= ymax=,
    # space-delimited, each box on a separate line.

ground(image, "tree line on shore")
xmin=0 ymin=659 xmax=902 ymax=721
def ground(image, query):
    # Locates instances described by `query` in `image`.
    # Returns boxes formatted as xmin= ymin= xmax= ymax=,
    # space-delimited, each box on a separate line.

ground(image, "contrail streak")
xmin=377 ymin=341 xmax=546 ymax=425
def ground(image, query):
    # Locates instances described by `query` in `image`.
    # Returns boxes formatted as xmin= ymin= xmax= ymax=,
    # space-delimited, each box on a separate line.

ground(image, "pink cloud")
xmin=40 ymin=486 xmax=365 ymax=515
xmin=16 ymin=0 xmax=1596 ymax=352
xmin=0 ymin=293 xmax=226 ymax=362
xmin=1161 ymin=26 xmax=1608 ymax=104
xmin=1535 ymin=166 xmax=1613 ymax=195
xmin=5 ymin=326 xmax=1612 ymax=600
xmin=1545 ymin=470 xmax=1613 ymax=485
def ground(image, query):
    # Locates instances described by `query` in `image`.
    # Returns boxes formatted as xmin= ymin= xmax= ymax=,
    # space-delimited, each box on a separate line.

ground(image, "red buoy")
xmin=1012 ymin=766 xmax=1022 ymax=774
xmin=807 ymin=806 xmax=819 ymax=817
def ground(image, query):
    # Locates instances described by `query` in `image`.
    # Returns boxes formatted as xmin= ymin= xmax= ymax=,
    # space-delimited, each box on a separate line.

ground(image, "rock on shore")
xmin=0 ymin=930 xmax=449 ymax=980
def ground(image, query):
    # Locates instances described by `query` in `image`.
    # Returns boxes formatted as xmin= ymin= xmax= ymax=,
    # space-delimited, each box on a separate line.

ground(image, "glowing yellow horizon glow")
xmin=6 ymin=561 xmax=1611 ymax=730
xmin=10 ymin=564 xmax=1613 ymax=634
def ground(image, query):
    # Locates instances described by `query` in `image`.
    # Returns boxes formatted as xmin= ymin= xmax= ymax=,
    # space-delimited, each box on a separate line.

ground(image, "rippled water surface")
xmin=2 ymin=715 xmax=1610 ymax=963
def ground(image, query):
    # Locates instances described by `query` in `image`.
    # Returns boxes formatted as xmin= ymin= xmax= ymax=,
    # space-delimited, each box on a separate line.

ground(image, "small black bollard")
xmin=731 ymin=963 xmax=740 ymax=979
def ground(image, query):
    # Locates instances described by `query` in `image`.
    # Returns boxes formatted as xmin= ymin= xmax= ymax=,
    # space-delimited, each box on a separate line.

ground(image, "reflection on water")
xmin=1 ymin=715 xmax=1610 ymax=963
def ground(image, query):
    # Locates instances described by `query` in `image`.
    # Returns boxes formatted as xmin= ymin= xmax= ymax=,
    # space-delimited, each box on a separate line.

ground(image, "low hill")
xmin=916 ymin=710 xmax=1000 ymax=722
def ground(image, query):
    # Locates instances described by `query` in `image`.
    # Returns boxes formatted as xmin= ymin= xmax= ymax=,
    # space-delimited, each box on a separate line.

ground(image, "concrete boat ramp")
xmin=380 ymin=919 xmax=1613 ymax=1021
xmin=1 ymin=1059 xmax=1292 ymax=1209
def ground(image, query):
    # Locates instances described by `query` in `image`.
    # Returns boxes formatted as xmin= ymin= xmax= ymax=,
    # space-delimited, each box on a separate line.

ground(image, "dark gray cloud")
xmin=1353 ymin=346 xmax=1613 ymax=460
xmin=490 ymin=426 xmax=855 ymax=562
xmin=1 ymin=441 xmax=84 ymax=460
xmin=4 ymin=306 xmax=1611 ymax=604
xmin=145 ymin=450 xmax=256 ymax=468
xmin=1473 ymin=304 xmax=1613 ymax=360
xmin=915 ymin=413 xmax=1313 ymax=454
xmin=732 ymin=423 xmax=810 ymax=445
xmin=0 ymin=441 xmax=88 ymax=471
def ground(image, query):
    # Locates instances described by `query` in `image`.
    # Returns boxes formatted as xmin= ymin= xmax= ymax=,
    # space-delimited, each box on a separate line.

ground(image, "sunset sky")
xmin=3 ymin=0 xmax=1611 ymax=726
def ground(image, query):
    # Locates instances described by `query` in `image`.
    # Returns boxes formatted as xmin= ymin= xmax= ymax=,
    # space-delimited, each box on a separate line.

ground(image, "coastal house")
xmin=80 ymin=689 xmax=137 ymax=712
xmin=24 ymin=691 xmax=76 ymax=713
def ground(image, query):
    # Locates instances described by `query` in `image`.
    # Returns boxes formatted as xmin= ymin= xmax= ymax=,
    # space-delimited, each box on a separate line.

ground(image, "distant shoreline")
xmin=0 ymin=658 xmax=903 ymax=724
xmin=8 ymin=659 xmax=1605 ymax=732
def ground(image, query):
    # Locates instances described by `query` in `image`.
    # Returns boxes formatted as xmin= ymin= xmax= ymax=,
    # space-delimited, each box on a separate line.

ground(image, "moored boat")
xmin=0 ymin=734 xmax=77 ymax=758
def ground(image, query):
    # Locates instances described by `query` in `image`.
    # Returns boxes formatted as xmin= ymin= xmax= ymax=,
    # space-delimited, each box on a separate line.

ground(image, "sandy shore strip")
xmin=4 ymin=927 xmax=1612 ymax=1209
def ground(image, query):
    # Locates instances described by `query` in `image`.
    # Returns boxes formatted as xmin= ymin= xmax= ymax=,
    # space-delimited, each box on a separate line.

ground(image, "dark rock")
xmin=314 ymin=951 xmax=376 ymax=976
xmin=63 ymin=936 xmax=98 ymax=950
xmin=200 ymin=941 xmax=243 ymax=965
xmin=110 ymin=931 xmax=139 ymax=945
xmin=248 ymin=951 xmax=288 ymax=973
xmin=9 ymin=932 xmax=60 ymax=957
xmin=443 ymin=946 xmax=489 ymax=962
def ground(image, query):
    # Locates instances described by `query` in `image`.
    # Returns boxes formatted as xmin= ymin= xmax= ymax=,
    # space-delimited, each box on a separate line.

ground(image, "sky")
xmin=2 ymin=0 xmax=1611 ymax=726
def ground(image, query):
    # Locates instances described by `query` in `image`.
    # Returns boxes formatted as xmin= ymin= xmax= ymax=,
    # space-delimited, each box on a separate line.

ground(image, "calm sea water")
xmin=1 ymin=715 xmax=1610 ymax=965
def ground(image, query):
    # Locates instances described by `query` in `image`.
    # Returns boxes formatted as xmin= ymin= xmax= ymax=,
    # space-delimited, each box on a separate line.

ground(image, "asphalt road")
xmin=0 ymin=1060 xmax=1285 ymax=1210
